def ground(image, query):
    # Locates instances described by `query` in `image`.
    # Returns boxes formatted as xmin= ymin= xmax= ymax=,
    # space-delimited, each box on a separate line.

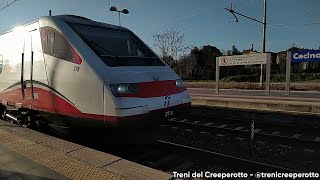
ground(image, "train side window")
xmin=47 ymin=29 xmax=55 ymax=55
xmin=53 ymin=30 xmax=74 ymax=62
xmin=41 ymin=27 xmax=52 ymax=55
xmin=41 ymin=27 xmax=74 ymax=62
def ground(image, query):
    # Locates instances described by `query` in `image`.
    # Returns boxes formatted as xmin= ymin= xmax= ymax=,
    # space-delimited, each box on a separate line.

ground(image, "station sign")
xmin=291 ymin=50 xmax=320 ymax=63
xmin=218 ymin=53 xmax=268 ymax=66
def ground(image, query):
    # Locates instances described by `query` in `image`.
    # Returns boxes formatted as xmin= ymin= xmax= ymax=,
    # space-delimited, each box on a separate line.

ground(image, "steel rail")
xmin=158 ymin=140 xmax=300 ymax=173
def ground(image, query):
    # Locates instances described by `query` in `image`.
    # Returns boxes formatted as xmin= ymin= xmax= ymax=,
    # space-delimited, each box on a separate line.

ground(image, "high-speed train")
xmin=0 ymin=15 xmax=191 ymax=135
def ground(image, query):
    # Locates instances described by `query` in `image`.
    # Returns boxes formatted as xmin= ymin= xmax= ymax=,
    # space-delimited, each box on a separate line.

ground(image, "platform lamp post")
xmin=110 ymin=6 xmax=129 ymax=26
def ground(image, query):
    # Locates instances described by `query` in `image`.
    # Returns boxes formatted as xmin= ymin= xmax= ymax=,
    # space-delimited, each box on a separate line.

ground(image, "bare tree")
xmin=152 ymin=29 xmax=189 ymax=65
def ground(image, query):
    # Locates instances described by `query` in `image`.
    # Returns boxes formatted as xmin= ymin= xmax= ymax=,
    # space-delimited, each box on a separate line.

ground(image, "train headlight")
xmin=175 ymin=79 xmax=185 ymax=88
xmin=110 ymin=83 xmax=140 ymax=95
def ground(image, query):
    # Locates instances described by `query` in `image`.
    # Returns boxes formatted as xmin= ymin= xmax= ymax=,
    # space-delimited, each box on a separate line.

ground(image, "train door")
xmin=21 ymin=31 xmax=35 ymax=100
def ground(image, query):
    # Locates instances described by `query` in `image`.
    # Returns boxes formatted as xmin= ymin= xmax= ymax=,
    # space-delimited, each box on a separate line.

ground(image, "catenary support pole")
xmin=260 ymin=0 xmax=267 ymax=87
xmin=285 ymin=51 xmax=291 ymax=95
xmin=265 ymin=53 xmax=271 ymax=94
xmin=215 ymin=57 xmax=220 ymax=93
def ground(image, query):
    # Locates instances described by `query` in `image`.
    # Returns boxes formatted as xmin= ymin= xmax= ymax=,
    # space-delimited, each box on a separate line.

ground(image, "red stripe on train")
xmin=114 ymin=80 xmax=187 ymax=98
xmin=0 ymin=87 xmax=190 ymax=122
xmin=0 ymin=87 xmax=112 ymax=121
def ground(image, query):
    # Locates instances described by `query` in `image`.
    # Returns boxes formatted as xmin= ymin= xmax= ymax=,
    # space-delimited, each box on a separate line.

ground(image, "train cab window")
xmin=69 ymin=23 xmax=165 ymax=67
xmin=41 ymin=27 xmax=74 ymax=62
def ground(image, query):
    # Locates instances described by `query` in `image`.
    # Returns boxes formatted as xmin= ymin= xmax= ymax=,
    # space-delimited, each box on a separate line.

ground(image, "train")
xmin=0 ymin=15 xmax=191 ymax=138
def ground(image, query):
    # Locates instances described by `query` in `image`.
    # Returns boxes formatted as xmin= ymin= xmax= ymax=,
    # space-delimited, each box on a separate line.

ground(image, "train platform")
xmin=189 ymin=88 xmax=320 ymax=115
xmin=0 ymin=120 xmax=172 ymax=180
xmin=0 ymin=144 xmax=68 ymax=179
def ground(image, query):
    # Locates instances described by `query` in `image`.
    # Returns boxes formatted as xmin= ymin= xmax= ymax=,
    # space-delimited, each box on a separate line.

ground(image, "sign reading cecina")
xmin=291 ymin=50 xmax=320 ymax=63
xmin=218 ymin=53 xmax=268 ymax=66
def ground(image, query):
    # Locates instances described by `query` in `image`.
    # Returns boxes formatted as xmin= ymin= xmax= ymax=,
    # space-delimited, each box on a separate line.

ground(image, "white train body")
xmin=0 ymin=15 xmax=191 ymax=131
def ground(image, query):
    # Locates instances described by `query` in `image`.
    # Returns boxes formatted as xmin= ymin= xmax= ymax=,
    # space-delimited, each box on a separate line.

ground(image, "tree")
xmin=175 ymin=45 xmax=222 ymax=80
xmin=287 ymin=47 xmax=300 ymax=52
xmin=152 ymin=29 xmax=189 ymax=66
xmin=223 ymin=45 xmax=243 ymax=77
xmin=226 ymin=45 xmax=241 ymax=56
xmin=174 ymin=54 xmax=197 ymax=79
xmin=231 ymin=45 xmax=241 ymax=55
xmin=162 ymin=55 xmax=175 ymax=67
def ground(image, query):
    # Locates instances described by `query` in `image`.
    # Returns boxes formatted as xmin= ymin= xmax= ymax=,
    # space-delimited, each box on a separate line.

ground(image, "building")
xmin=275 ymin=48 xmax=320 ymax=73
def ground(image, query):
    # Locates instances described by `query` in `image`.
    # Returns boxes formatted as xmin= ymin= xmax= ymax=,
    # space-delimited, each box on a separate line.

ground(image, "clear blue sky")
xmin=1 ymin=0 xmax=320 ymax=54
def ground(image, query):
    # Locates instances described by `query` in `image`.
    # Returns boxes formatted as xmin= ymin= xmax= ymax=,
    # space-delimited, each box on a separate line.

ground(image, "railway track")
xmin=190 ymin=106 xmax=320 ymax=129
xmin=158 ymin=117 xmax=320 ymax=173
xmin=92 ymin=114 xmax=318 ymax=179
xmin=189 ymin=106 xmax=320 ymax=144
xmin=158 ymin=140 xmax=299 ymax=172
xmin=97 ymin=139 xmax=300 ymax=180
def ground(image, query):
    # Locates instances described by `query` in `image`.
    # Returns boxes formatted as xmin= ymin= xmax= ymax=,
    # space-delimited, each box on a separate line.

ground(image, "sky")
xmin=0 ymin=0 xmax=320 ymax=55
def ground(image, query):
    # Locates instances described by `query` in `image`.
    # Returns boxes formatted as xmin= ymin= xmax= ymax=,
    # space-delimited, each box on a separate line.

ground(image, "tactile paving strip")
xmin=30 ymin=148 xmax=122 ymax=180
xmin=103 ymin=159 xmax=172 ymax=180
xmin=0 ymin=129 xmax=35 ymax=147
xmin=41 ymin=138 xmax=84 ymax=154
xmin=67 ymin=147 xmax=121 ymax=167
xmin=0 ymin=124 xmax=53 ymax=143
xmin=7 ymin=126 xmax=53 ymax=143
xmin=0 ymin=124 xmax=125 ymax=180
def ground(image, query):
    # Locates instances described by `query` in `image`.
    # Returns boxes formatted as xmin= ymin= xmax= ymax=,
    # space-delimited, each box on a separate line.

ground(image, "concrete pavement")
xmin=0 ymin=145 xmax=68 ymax=180
xmin=189 ymin=88 xmax=320 ymax=101
xmin=189 ymin=88 xmax=320 ymax=114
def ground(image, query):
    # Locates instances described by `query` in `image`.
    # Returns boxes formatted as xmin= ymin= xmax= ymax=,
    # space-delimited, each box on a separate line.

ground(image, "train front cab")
xmin=102 ymin=79 xmax=191 ymax=143
xmin=47 ymin=16 xmax=192 ymax=143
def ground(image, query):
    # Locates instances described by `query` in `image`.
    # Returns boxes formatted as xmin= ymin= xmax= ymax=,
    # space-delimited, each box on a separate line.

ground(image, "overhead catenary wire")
xmin=0 ymin=0 xmax=19 ymax=12
xmin=107 ymin=0 xmax=111 ymax=9
xmin=269 ymin=22 xmax=320 ymax=29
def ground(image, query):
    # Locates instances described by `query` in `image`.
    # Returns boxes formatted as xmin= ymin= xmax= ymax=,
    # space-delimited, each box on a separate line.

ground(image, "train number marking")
xmin=74 ymin=66 xmax=80 ymax=72
xmin=164 ymin=96 xmax=171 ymax=107
xmin=165 ymin=110 xmax=173 ymax=117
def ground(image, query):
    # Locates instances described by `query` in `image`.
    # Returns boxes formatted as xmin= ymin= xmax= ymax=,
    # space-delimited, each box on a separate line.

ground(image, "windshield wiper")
xmin=100 ymin=54 xmax=119 ymax=58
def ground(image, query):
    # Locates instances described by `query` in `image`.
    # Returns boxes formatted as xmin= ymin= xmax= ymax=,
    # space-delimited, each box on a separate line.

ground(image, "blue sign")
xmin=291 ymin=50 xmax=320 ymax=63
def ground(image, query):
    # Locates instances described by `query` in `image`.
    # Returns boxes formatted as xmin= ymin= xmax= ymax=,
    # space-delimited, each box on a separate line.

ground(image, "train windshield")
xmin=69 ymin=23 xmax=165 ymax=67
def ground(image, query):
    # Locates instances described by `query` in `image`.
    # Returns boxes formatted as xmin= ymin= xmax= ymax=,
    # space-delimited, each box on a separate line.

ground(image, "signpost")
xmin=218 ymin=53 xmax=268 ymax=66
xmin=286 ymin=49 xmax=320 ymax=95
xmin=216 ymin=53 xmax=271 ymax=94
xmin=291 ymin=50 xmax=320 ymax=63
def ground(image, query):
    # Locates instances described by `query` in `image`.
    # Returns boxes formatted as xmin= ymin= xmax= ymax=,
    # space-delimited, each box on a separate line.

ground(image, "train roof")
xmin=42 ymin=15 xmax=129 ymax=31
xmin=0 ymin=14 xmax=128 ymax=36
